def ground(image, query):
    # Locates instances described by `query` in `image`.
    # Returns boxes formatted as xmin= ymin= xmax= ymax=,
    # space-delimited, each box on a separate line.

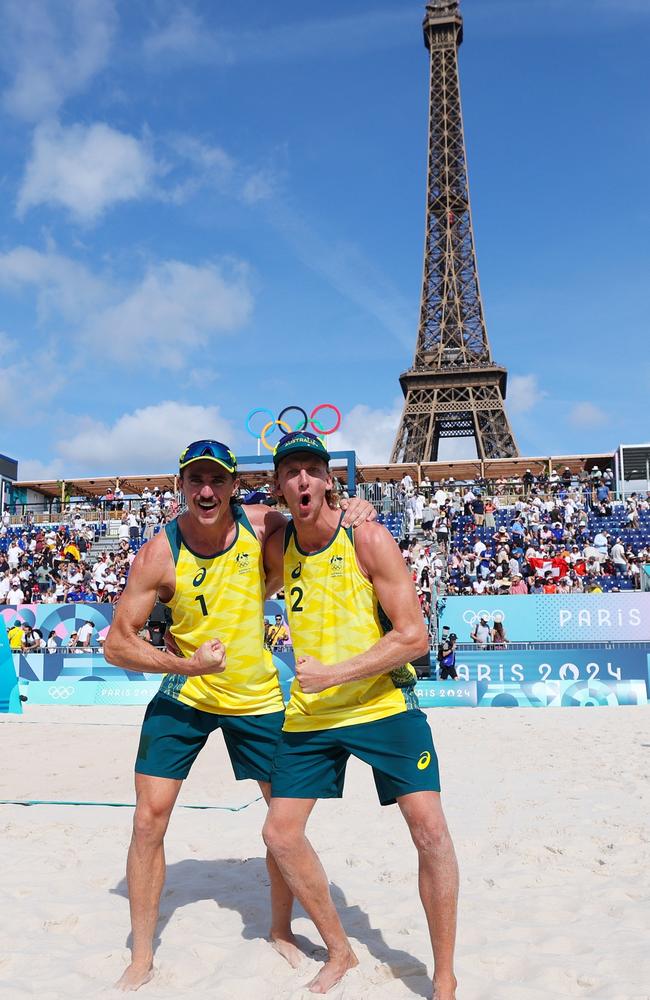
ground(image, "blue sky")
xmin=0 ymin=0 xmax=648 ymax=478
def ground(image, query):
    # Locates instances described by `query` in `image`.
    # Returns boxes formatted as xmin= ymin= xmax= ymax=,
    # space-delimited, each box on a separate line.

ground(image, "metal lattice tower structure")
xmin=391 ymin=0 xmax=519 ymax=463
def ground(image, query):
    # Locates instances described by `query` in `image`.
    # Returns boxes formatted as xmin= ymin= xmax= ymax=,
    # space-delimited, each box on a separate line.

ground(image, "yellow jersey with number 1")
xmin=282 ymin=517 xmax=418 ymax=732
xmin=158 ymin=506 xmax=284 ymax=716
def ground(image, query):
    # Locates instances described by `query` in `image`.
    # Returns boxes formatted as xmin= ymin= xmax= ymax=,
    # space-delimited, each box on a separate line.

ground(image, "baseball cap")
xmin=273 ymin=431 xmax=330 ymax=468
xmin=179 ymin=440 xmax=237 ymax=474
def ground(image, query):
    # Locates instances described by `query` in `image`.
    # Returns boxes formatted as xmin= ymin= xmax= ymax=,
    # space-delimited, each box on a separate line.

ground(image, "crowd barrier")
xmin=437 ymin=593 xmax=650 ymax=644
xmin=2 ymin=601 xmax=649 ymax=711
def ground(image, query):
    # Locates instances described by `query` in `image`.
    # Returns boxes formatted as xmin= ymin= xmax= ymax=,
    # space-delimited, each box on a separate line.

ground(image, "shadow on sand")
xmin=112 ymin=856 xmax=430 ymax=997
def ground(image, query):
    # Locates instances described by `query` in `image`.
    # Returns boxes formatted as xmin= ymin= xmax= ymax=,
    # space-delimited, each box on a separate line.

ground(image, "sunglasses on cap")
xmin=179 ymin=440 xmax=237 ymax=474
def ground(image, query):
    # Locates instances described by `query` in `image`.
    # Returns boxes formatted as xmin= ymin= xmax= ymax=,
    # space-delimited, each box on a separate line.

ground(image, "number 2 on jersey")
xmin=290 ymin=586 xmax=304 ymax=613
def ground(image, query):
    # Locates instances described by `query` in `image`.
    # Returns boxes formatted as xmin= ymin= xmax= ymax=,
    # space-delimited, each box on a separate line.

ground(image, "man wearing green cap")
xmin=105 ymin=438 xmax=374 ymax=991
xmin=262 ymin=431 xmax=458 ymax=998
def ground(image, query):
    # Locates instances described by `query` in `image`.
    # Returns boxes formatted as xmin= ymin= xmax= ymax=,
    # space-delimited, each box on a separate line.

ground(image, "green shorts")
xmin=135 ymin=692 xmax=285 ymax=782
xmin=270 ymin=709 xmax=440 ymax=806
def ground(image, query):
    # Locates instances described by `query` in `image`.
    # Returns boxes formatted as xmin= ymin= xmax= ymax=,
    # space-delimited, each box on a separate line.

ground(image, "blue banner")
xmin=24 ymin=679 xmax=161 ymax=705
xmin=0 ymin=615 xmax=21 ymax=713
xmin=415 ymin=681 xmax=477 ymax=707
xmin=452 ymin=647 xmax=650 ymax=685
xmin=414 ymin=678 xmax=647 ymax=708
xmin=438 ymin=593 xmax=650 ymax=643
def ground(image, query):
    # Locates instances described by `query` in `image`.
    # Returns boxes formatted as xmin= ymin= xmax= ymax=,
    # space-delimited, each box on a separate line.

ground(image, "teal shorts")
xmin=135 ymin=692 xmax=285 ymax=782
xmin=270 ymin=709 xmax=440 ymax=806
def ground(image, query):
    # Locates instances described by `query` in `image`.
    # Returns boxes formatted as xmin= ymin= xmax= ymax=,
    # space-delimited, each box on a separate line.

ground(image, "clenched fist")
xmin=185 ymin=638 xmax=226 ymax=676
xmin=294 ymin=655 xmax=334 ymax=694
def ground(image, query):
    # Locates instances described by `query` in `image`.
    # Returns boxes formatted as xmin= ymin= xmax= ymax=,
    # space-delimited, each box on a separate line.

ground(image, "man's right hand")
xmin=184 ymin=639 xmax=226 ymax=676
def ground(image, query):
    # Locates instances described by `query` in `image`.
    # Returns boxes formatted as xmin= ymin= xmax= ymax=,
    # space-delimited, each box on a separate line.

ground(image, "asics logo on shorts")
xmin=417 ymin=751 xmax=431 ymax=770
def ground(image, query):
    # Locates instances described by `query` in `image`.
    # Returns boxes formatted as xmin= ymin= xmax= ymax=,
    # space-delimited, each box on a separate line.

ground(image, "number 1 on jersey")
xmin=194 ymin=594 xmax=208 ymax=617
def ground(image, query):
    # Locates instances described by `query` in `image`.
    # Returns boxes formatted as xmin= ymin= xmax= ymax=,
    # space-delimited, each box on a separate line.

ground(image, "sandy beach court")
xmin=1 ymin=705 xmax=649 ymax=1000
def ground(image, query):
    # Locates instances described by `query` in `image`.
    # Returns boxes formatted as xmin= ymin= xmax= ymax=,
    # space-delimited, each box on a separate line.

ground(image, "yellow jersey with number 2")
xmin=283 ymin=517 xmax=418 ymax=732
xmin=158 ymin=506 xmax=284 ymax=716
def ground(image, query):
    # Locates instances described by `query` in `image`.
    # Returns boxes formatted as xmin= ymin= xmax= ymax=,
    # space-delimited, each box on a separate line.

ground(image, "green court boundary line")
xmin=0 ymin=796 xmax=263 ymax=812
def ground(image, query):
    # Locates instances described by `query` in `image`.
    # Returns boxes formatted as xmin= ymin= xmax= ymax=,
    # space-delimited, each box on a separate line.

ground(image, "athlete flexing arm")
xmin=264 ymin=519 xmax=429 ymax=695
xmin=104 ymin=531 xmax=225 ymax=676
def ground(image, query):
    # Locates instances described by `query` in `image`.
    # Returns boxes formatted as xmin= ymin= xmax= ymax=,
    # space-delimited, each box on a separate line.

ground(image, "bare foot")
xmin=270 ymin=932 xmax=306 ymax=969
xmin=432 ymin=973 xmax=457 ymax=1000
xmin=114 ymin=962 xmax=154 ymax=992
xmin=307 ymin=949 xmax=359 ymax=994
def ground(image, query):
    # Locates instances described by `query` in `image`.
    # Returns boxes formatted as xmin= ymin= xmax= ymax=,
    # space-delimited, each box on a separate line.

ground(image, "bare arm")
xmin=104 ymin=534 xmax=225 ymax=676
xmin=294 ymin=522 xmax=429 ymax=694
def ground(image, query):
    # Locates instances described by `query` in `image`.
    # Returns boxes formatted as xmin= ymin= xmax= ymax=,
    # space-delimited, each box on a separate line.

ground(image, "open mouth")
xmin=299 ymin=493 xmax=311 ymax=510
xmin=197 ymin=499 xmax=218 ymax=512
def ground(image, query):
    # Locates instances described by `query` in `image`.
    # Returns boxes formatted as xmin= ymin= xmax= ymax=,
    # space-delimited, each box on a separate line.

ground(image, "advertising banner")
xmin=10 ymin=600 xmax=295 ymax=707
xmin=24 ymin=680 xmax=161 ymax=706
xmin=0 ymin=602 xmax=113 ymax=647
xmin=438 ymin=593 xmax=650 ymax=643
xmin=415 ymin=681 xmax=477 ymax=707
xmin=452 ymin=646 xmax=650 ymax=686
xmin=0 ymin=615 xmax=21 ymax=713
xmin=414 ymin=677 xmax=647 ymax=708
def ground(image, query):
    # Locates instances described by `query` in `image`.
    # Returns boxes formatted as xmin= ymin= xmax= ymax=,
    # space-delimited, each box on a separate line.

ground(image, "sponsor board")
xmin=24 ymin=680 xmax=161 ymax=706
xmin=438 ymin=593 xmax=650 ymax=643
xmin=0 ymin=615 xmax=21 ymax=714
xmin=414 ymin=678 xmax=647 ymax=708
xmin=415 ymin=682 xmax=477 ymax=707
xmin=452 ymin=647 xmax=650 ymax=686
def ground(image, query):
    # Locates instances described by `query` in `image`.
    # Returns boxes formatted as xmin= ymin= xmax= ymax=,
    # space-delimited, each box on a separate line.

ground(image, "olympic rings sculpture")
xmin=245 ymin=404 xmax=341 ymax=452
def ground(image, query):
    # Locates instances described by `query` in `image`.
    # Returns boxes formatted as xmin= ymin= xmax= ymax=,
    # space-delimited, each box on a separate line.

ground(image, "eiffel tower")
xmin=391 ymin=0 xmax=519 ymax=463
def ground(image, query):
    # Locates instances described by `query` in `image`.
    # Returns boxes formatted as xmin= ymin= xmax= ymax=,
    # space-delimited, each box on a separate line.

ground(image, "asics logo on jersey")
xmin=291 ymin=562 xmax=302 ymax=579
xmin=193 ymin=568 xmax=207 ymax=587
xmin=417 ymin=751 xmax=431 ymax=770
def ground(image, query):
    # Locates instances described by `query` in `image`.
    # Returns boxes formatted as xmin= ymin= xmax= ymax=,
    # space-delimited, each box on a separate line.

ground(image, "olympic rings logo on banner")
xmin=48 ymin=686 xmax=75 ymax=699
xmin=462 ymin=610 xmax=505 ymax=626
xmin=245 ymin=404 xmax=341 ymax=452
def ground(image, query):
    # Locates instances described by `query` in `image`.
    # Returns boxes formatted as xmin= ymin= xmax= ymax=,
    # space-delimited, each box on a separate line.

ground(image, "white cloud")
xmin=0 ymin=348 xmax=65 ymax=421
xmin=0 ymin=245 xmax=108 ymax=321
xmin=569 ymin=402 xmax=608 ymax=428
xmin=507 ymin=373 xmax=547 ymax=415
xmin=17 ymin=457 xmax=65 ymax=481
xmin=55 ymin=402 xmax=238 ymax=476
xmin=86 ymin=259 xmax=253 ymax=367
xmin=16 ymin=121 xmax=274 ymax=222
xmin=329 ymin=402 xmax=403 ymax=465
xmin=0 ymin=332 xmax=17 ymax=358
xmin=436 ymin=438 xmax=479 ymax=461
xmin=143 ymin=7 xmax=233 ymax=64
xmin=0 ymin=247 xmax=253 ymax=370
xmin=1 ymin=0 xmax=116 ymax=121
xmin=143 ymin=7 xmax=413 ymax=67
xmin=18 ymin=120 xmax=156 ymax=223
xmin=241 ymin=169 xmax=278 ymax=205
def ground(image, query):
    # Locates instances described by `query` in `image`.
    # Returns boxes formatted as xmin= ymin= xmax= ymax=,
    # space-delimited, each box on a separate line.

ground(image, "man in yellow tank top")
xmin=262 ymin=432 xmax=459 ymax=999
xmin=104 ymin=438 xmax=374 ymax=991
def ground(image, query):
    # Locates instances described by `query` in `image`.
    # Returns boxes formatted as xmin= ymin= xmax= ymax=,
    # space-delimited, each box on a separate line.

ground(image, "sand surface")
xmin=1 ymin=705 xmax=649 ymax=1000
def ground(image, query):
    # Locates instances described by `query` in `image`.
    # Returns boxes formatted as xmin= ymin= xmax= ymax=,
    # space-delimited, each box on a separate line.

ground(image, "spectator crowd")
xmin=0 ymin=486 xmax=179 ymax=608
xmin=365 ymin=466 xmax=650 ymax=625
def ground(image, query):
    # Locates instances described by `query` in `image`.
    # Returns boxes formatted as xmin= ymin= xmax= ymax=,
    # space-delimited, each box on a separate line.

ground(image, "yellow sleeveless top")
xmin=158 ymin=506 xmax=284 ymax=716
xmin=283 ymin=517 xmax=418 ymax=732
